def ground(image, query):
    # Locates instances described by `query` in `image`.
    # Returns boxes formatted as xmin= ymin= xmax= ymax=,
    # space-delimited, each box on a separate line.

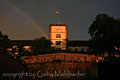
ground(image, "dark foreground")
xmin=97 ymin=57 xmax=120 ymax=80
xmin=0 ymin=53 xmax=120 ymax=80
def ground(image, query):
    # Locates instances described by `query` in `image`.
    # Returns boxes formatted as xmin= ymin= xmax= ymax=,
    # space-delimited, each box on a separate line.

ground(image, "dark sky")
xmin=0 ymin=0 xmax=120 ymax=40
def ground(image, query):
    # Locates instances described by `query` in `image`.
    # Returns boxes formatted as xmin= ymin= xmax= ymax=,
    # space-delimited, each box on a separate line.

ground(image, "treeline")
xmin=0 ymin=31 xmax=52 ymax=60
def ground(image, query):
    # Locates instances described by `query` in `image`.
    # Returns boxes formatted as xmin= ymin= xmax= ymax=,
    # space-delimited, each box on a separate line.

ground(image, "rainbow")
xmin=2 ymin=0 xmax=48 ymax=39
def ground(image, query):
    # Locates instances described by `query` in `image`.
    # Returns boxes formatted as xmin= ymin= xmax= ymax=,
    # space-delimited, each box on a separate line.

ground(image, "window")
xmin=56 ymin=41 xmax=61 ymax=45
xmin=56 ymin=34 xmax=61 ymax=38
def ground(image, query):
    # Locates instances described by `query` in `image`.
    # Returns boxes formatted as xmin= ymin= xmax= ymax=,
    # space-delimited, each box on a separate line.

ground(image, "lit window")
xmin=56 ymin=34 xmax=61 ymax=38
xmin=56 ymin=41 xmax=61 ymax=45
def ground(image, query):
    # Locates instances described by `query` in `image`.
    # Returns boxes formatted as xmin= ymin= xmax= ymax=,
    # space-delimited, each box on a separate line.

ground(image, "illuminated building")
xmin=8 ymin=24 xmax=89 ymax=52
xmin=49 ymin=24 xmax=68 ymax=50
xmin=67 ymin=40 xmax=89 ymax=52
xmin=9 ymin=40 xmax=89 ymax=52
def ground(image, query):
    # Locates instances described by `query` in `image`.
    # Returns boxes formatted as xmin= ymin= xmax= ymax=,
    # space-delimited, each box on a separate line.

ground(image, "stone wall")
xmin=24 ymin=53 xmax=97 ymax=64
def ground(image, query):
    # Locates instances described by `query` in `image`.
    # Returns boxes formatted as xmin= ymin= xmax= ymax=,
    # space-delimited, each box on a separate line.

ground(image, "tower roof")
xmin=49 ymin=24 xmax=67 ymax=26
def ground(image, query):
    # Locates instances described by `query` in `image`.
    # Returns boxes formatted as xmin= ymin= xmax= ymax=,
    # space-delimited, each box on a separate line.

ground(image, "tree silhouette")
xmin=0 ymin=31 xmax=10 ymax=54
xmin=88 ymin=14 xmax=120 ymax=57
xmin=32 ymin=37 xmax=52 ymax=54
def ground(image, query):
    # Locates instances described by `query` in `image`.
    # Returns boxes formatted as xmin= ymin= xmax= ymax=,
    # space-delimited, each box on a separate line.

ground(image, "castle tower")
xmin=49 ymin=24 xmax=68 ymax=50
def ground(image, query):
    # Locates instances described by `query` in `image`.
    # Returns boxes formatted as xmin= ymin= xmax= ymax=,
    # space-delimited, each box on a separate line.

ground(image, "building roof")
xmin=49 ymin=24 xmax=67 ymax=26
xmin=9 ymin=40 xmax=89 ymax=47
xmin=9 ymin=40 xmax=33 ymax=46
xmin=67 ymin=40 xmax=89 ymax=47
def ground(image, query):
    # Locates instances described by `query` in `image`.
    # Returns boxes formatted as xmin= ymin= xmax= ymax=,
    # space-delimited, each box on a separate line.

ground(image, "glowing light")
xmin=96 ymin=60 xmax=99 ymax=63
xmin=56 ymin=11 xmax=59 ymax=14
xmin=2 ymin=0 xmax=48 ymax=39
xmin=15 ymin=52 xmax=19 ymax=55
xmin=24 ymin=46 xmax=31 ymax=50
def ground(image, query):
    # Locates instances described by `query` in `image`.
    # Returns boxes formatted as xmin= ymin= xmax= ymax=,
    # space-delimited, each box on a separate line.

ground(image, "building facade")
xmin=67 ymin=40 xmax=89 ymax=52
xmin=49 ymin=24 xmax=68 ymax=50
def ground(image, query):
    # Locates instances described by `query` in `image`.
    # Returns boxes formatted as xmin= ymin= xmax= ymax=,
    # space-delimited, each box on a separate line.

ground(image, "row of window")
xmin=56 ymin=41 xmax=61 ymax=45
